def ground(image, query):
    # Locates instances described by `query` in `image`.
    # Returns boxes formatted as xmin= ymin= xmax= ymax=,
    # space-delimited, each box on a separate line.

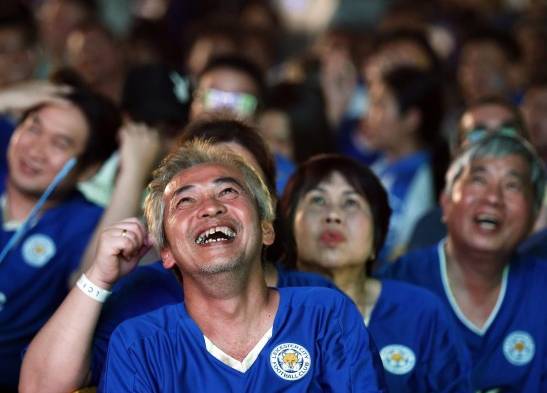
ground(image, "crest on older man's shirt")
xmin=503 ymin=331 xmax=535 ymax=366
xmin=270 ymin=342 xmax=311 ymax=381
xmin=380 ymin=344 xmax=416 ymax=375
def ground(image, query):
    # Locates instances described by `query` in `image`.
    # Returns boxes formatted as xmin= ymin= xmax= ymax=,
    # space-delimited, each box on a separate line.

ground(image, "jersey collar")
xmin=438 ymin=241 xmax=509 ymax=336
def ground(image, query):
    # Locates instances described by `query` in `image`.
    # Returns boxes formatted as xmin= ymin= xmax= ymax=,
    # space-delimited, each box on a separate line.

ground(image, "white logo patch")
xmin=380 ymin=344 xmax=416 ymax=375
xmin=22 ymin=234 xmax=56 ymax=267
xmin=503 ymin=331 xmax=535 ymax=366
xmin=270 ymin=343 xmax=311 ymax=381
xmin=0 ymin=292 xmax=6 ymax=311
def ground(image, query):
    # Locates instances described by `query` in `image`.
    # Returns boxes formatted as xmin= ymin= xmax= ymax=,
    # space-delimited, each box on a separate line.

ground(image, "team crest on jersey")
xmin=380 ymin=344 xmax=416 ymax=375
xmin=270 ymin=343 xmax=311 ymax=381
xmin=22 ymin=234 xmax=56 ymax=267
xmin=503 ymin=331 xmax=535 ymax=366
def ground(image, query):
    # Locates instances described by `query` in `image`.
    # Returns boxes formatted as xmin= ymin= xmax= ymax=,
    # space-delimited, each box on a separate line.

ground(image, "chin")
xmin=199 ymin=257 xmax=245 ymax=275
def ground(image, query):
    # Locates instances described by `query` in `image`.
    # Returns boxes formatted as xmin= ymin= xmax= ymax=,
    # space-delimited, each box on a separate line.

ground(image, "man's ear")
xmin=160 ymin=248 xmax=177 ymax=269
xmin=261 ymin=221 xmax=275 ymax=246
xmin=440 ymin=191 xmax=450 ymax=223
xmin=402 ymin=108 xmax=421 ymax=136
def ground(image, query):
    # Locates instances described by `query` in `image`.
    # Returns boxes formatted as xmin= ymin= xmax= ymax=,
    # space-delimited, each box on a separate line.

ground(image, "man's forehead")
xmin=27 ymin=103 xmax=88 ymax=137
xmin=164 ymin=162 xmax=244 ymax=195
xmin=461 ymin=106 xmax=513 ymax=128
xmin=466 ymin=154 xmax=530 ymax=175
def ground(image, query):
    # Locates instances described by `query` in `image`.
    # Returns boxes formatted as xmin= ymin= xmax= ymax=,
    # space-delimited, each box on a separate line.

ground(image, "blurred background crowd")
xmin=2 ymin=0 xmax=547 ymax=258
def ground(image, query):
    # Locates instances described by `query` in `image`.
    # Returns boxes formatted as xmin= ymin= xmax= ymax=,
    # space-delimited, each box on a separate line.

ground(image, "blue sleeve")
xmin=319 ymin=296 xmax=387 ymax=392
xmin=99 ymin=326 xmax=156 ymax=392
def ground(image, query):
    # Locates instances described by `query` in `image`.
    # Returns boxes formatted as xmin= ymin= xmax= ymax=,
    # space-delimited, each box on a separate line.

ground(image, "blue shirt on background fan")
xmin=371 ymin=150 xmax=435 ymax=262
xmin=381 ymin=242 xmax=547 ymax=393
xmin=99 ymin=287 xmax=387 ymax=392
xmin=274 ymin=153 xmax=295 ymax=195
xmin=0 ymin=115 xmax=15 ymax=183
xmin=368 ymin=280 xmax=472 ymax=392
xmin=0 ymin=177 xmax=103 ymax=390
xmin=89 ymin=261 xmax=336 ymax=384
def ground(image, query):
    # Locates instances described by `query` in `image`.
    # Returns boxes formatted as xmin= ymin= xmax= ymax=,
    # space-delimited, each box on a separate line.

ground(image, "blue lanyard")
xmin=0 ymin=158 xmax=77 ymax=264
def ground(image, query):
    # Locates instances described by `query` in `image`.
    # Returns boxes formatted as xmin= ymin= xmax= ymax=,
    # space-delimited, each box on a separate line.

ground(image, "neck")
xmin=5 ymin=180 xmax=54 ymax=221
xmin=183 ymin=257 xmax=271 ymax=327
xmin=444 ymin=239 xmax=508 ymax=294
xmin=385 ymin=139 xmax=423 ymax=163
xmin=182 ymin=258 xmax=278 ymax=361
xmin=297 ymin=260 xmax=378 ymax=309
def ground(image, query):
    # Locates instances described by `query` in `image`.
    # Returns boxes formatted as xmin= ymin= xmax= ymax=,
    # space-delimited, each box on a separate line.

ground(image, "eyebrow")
xmin=52 ymin=134 xmax=76 ymax=147
xmin=470 ymin=165 xmax=528 ymax=181
xmin=172 ymin=176 xmax=246 ymax=197
xmin=310 ymin=186 xmax=358 ymax=195
xmin=28 ymin=112 xmax=41 ymax=126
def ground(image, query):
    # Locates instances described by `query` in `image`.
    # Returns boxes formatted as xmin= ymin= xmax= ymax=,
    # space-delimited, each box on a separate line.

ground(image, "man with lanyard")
xmin=0 ymin=83 xmax=119 ymax=391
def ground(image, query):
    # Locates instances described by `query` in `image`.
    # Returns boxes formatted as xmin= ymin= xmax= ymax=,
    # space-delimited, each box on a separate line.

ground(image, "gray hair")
xmin=445 ymin=133 xmax=546 ymax=213
xmin=144 ymin=139 xmax=276 ymax=249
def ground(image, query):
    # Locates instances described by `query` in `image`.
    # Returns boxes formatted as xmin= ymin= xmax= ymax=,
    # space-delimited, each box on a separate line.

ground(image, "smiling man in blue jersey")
xmin=88 ymin=140 xmax=386 ymax=391
xmin=0 ymin=78 xmax=120 ymax=391
xmin=382 ymin=133 xmax=547 ymax=392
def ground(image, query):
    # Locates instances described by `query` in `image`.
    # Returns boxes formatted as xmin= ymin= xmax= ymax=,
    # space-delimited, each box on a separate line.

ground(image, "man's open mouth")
xmin=474 ymin=213 xmax=500 ymax=230
xmin=195 ymin=226 xmax=236 ymax=245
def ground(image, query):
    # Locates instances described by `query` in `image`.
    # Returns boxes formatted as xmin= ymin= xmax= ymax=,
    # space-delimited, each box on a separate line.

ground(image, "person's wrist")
xmin=76 ymin=273 xmax=112 ymax=303
xmin=85 ymin=267 xmax=115 ymax=291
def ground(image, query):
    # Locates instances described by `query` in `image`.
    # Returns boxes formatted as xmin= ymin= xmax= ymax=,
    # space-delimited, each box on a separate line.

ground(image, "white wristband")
xmin=76 ymin=274 xmax=112 ymax=303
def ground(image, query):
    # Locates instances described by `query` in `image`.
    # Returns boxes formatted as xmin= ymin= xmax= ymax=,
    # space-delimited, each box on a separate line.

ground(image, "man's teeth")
xmin=195 ymin=226 xmax=236 ymax=244
xmin=475 ymin=214 xmax=499 ymax=229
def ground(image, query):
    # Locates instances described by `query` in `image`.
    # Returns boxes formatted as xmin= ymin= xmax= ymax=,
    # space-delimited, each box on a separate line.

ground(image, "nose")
xmin=324 ymin=206 xmax=342 ymax=224
xmin=484 ymin=182 xmax=503 ymax=205
xmin=27 ymin=139 xmax=47 ymax=161
xmin=198 ymin=197 xmax=227 ymax=218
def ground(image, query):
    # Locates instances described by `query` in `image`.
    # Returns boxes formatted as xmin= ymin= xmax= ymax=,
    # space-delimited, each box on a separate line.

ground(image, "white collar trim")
xmin=438 ymin=241 xmax=508 ymax=336
xmin=1 ymin=194 xmax=22 ymax=230
xmin=204 ymin=327 xmax=273 ymax=373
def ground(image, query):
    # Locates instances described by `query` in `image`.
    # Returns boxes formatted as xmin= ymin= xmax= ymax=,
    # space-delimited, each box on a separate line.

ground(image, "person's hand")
xmin=86 ymin=218 xmax=152 ymax=289
xmin=0 ymin=80 xmax=71 ymax=113
xmin=118 ymin=122 xmax=163 ymax=179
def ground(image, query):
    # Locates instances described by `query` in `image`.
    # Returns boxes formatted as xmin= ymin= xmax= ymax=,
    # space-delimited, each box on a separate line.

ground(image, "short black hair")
xmin=279 ymin=154 xmax=391 ymax=275
xmin=0 ymin=2 xmax=37 ymax=47
xmin=455 ymin=95 xmax=528 ymax=149
xmin=179 ymin=113 xmax=276 ymax=196
xmin=461 ymin=28 xmax=521 ymax=63
xmin=198 ymin=54 xmax=267 ymax=104
xmin=382 ymin=66 xmax=444 ymax=147
xmin=374 ymin=28 xmax=442 ymax=73
xmin=265 ymin=81 xmax=334 ymax=164
xmin=122 ymin=63 xmax=190 ymax=138
xmin=64 ymin=89 xmax=121 ymax=172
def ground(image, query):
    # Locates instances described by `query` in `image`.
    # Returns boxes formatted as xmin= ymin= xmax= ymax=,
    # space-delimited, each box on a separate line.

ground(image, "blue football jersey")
xmin=90 ymin=263 xmax=337 ymax=384
xmin=0 ymin=185 xmax=102 ymax=390
xmin=382 ymin=243 xmax=547 ymax=392
xmin=371 ymin=150 xmax=435 ymax=261
xmin=369 ymin=280 xmax=472 ymax=392
xmin=275 ymin=264 xmax=336 ymax=289
xmin=100 ymin=287 xmax=387 ymax=392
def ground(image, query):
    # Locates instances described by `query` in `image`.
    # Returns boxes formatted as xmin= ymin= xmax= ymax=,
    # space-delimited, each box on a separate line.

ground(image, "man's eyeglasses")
xmin=195 ymin=88 xmax=258 ymax=118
